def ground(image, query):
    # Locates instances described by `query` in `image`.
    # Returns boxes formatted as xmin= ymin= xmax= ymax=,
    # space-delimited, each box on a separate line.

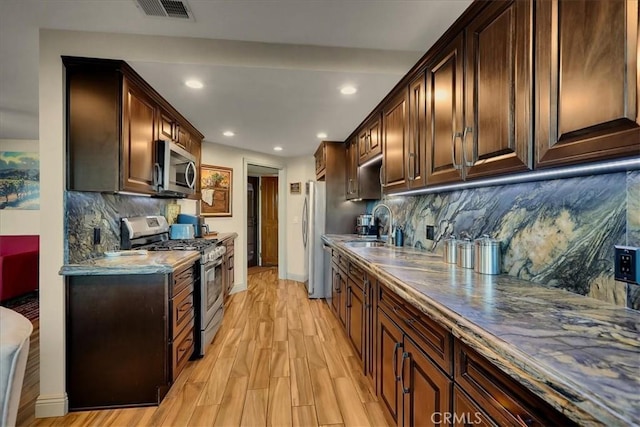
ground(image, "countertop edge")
xmin=323 ymin=235 xmax=631 ymax=427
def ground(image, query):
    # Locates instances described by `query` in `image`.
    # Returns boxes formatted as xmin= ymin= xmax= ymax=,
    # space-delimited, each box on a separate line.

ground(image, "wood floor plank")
xmin=288 ymin=328 xmax=306 ymax=359
xmin=267 ymin=377 xmax=292 ymax=427
xmin=344 ymin=355 xmax=377 ymax=403
xmin=292 ymin=405 xmax=319 ymax=427
xmin=321 ymin=339 xmax=348 ymax=379
xmin=309 ymin=368 xmax=343 ymax=425
xmin=271 ymin=340 xmax=290 ymax=378
xmin=364 ymin=401 xmax=390 ymax=427
xmin=197 ymin=357 xmax=235 ymax=405
xmin=232 ymin=340 xmax=256 ymax=378
xmin=333 ymin=377 xmax=371 ymax=427
xmin=217 ymin=327 xmax=243 ymax=359
xmin=213 ymin=376 xmax=248 ymax=426
xmin=290 ymin=358 xmax=314 ymax=406
xmin=248 ymin=348 xmax=271 ymax=389
xmin=240 ymin=388 xmax=268 ymax=427
xmin=257 ymin=320 xmax=274 ymax=349
xmin=160 ymin=381 xmax=203 ymax=426
xmin=304 ymin=335 xmax=327 ymax=370
xmin=300 ymin=309 xmax=317 ymax=336
xmin=187 ymin=404 xmax=219 ymax=427
xmin=273 ymin=316 xmax=288 ymax=341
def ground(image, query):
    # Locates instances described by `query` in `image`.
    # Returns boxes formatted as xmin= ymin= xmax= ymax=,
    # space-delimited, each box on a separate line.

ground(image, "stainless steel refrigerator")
xmin=303 ymin=180 xmax=326 ymax=298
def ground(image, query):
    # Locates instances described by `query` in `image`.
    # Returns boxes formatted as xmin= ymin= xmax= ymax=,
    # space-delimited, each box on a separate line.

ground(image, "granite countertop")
xmin=322 ymin=234 xmax=640 ymax=427
xmin=60 ymin=250 xmax=200 ymax=276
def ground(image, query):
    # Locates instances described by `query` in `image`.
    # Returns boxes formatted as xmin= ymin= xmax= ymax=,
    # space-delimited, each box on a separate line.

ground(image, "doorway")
xmin=260 ymin=176 xmax=279 ymax=267
xmin=247 ymin=176 xmax=259 ymax=268
xmin=246 ymin=164 xmax=281 ymax=272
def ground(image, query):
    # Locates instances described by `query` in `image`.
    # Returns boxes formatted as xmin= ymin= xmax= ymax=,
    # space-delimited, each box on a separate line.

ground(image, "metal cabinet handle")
xmin=392 ymin=342 xmax=403 ymax=381
xmin=451 ymin=131 xmax=463 ymax=170
xmin=407 ymin=152 xmax=416 ymax=181
xmin=462 ymin=126 xmax=474 ymax=167
xmin=401 ymin=351 xmax=410 ymax=394
xmin=346 ymin=287 xmax=352 ymax=308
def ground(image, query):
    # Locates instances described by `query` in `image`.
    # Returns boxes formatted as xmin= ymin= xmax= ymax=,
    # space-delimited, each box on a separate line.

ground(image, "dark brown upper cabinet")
xmin=314 ymin=142 xmax=327 ymax=180
xmin=425 ymin=33 xmax=466 ymax=186
xmin=407 ymin=72 xmax=427 ymax=189
xmin=64 ymin=56 xmax=203 ymax=196
xmin=346 ymin=138 xmax=359 ymax=199
xmin=426 ymin=1 xmax=532 ymax=186
xmin=535 ymin=0 xmax=640 ymax=168
xmin=346 ymin=136 xmax=381 ymax=200
xmin=358 ymin=114 xmax=382 ymax=165
xmin=382 ymin=92 xmax=409 ymax=192
xmin=464 ymin=0 xmax=533 ymax=179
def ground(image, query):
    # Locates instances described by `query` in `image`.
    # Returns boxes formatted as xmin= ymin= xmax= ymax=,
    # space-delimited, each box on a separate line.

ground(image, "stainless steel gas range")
xmin=121 ymin=215 xmax=225 ymax=357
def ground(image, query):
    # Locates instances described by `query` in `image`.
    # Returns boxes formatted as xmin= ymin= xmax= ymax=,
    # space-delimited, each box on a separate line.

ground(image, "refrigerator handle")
xmin=302 ymin=197 xmax=308 ymax=248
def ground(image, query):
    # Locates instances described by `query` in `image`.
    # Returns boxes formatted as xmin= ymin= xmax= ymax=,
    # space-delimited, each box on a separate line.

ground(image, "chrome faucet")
xmin=372 ymin=203 xmax=394 ymax=246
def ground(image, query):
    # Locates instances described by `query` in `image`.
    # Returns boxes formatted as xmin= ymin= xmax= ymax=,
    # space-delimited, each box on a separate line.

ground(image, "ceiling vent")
xmin=133 ymin=0 xmax=195 ymax=21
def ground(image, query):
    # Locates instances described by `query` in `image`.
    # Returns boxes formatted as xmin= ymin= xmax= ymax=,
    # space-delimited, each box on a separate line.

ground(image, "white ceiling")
xmin=0 ymin=0 xmax=472 ymax=157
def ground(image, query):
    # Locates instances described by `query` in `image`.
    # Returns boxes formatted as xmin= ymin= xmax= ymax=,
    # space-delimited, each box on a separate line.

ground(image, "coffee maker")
xmin=356 ymin=214 xmax=377 ymax=237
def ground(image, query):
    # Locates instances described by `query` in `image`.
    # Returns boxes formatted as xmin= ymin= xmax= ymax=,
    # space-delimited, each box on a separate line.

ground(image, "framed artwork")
xmin=0 ymin=151 xmax=40 ymax=210
xmin=290 ymin=182 xmax=301 ymax=194
xmin=200 ymin=164 xmax=233 ymax=217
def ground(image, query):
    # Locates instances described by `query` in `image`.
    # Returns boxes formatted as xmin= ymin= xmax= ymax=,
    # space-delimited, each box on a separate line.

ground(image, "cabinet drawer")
xmin=172 ymin=285 xmax=194 ymax=337
xmin=453 ymin=385 xmax=497 ymax=427
xmin=172 ymin=318 xmax=194 ymax=381
xmin=338 ymin=253 xmax=348 ymax=273
xmin=455 ymin=342 xmax=577 ymax=427
xmin=173 ymin=264 xmax=195 ymax=296
xmin=379 ymin=284 xmax=452 ymax=375
xmin=348 ymin=261 xmax=365 ymax=284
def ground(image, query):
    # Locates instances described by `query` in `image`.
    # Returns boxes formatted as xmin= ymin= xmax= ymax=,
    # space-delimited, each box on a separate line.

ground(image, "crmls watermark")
xmin=431 ymin=412 xmax=484 ymax=425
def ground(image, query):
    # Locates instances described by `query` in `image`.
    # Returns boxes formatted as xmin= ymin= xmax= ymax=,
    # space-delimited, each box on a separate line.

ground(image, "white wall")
xmin=285 ymin=156 xmax=316 ymax=281
xmin=0 ymin=139 xmax=40 ymax=235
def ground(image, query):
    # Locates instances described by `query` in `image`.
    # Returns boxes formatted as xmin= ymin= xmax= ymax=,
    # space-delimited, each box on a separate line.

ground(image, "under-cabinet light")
xmin=360 ymin=154 xmax=383 ymax=168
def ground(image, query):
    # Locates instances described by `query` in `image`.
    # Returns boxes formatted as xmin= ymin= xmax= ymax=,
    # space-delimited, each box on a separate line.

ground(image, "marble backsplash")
xmin=66 ymin=192 xmax=171 ymax=263
xmin=369 ymin=171 xmax=640 ymax=310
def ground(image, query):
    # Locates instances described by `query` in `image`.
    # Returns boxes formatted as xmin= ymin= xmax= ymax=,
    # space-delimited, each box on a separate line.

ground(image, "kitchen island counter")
xmin=59 ymin=250 xmax=200 ymax=276
xmin=323 ymin=234 xmax=640 ymax=426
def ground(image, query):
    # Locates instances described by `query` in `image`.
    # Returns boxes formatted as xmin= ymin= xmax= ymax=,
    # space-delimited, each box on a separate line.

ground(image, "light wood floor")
xmin=17 ymin=268 xmax=389 ymax=426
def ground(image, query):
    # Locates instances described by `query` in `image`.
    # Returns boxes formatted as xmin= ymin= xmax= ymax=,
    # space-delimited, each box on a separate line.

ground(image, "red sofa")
xmin=0 ymin=236 xmax=39 ymax=302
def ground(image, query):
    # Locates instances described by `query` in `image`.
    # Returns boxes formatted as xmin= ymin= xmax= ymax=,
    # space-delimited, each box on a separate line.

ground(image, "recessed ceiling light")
xmin=316 ymin=132 xmax=328 ymax=139
xmin=273 ymin=146 xmax=283 ymax=152
xmin=340 ymin=85 xmax=357 ymax=95
xmin=185 ymin=79 xmax=204 ymax=89
xmin=223 ymin=131 xmax=235 ymax=137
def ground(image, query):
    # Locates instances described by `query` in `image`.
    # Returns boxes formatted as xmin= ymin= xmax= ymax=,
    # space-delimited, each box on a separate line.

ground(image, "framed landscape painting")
xmin=0 ymin=151 xmax=40 ymax=210
xmin=200 ymin=164 xmax=232 ymax=217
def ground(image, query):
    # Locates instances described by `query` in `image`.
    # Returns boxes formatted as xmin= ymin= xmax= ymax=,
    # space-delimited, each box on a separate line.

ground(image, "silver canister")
xmin=474 ymin=235 xmax=501 ymax=275
xmin=456 ymin=238 xmax=474 ymax=269
xmin=443 ymin=235 xmax=458 ymax=264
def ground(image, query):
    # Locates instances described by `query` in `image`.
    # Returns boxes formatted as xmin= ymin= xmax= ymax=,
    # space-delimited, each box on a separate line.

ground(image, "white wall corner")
xmin=229 ymin=281 xmax=247 ymax=295
xmin=35 ymin=394 xmax=68 ymax=418
xmin=287 ymin=273 xmax=307 ymax=283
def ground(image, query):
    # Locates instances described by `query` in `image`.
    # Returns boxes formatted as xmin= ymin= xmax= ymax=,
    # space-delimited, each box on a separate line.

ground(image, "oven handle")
xmin=204 ymin=257 xmax=224 ymax=270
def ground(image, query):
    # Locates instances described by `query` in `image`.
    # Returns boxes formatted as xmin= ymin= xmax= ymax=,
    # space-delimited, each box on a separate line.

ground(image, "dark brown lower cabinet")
xmin=453 ymin=386 xmax=496 ymax=427
xmin=330 ymin=261 xmax=341 ymax=316
xmin=347 ymin=275 xmax=364 ymax=360
xmin=378 ymin=306 xmax=453 ymax=427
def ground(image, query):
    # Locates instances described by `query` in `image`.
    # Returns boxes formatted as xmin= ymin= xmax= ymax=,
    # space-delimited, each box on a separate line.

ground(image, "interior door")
xmin=260 ymin=176 xmax=279 ymax=266
xmin=247 ymin=176 xmax=259 ymax=268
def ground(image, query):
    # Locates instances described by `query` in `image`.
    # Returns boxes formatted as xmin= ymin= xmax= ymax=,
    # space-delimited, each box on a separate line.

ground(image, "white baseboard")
xmin=229 ymin=282 xmax=246 ymax=295
xmin=287 ymin=273 xmax=306 ymax=283
xmin=35 ymin=393 xmax=68 ymax=418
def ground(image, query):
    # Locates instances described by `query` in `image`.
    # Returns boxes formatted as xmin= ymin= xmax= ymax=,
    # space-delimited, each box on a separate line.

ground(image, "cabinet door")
xmin=368 ymin=116 xmax=382 ymax=158
xmin=159 ymin=112 xmax=175 ymax=141
xmin=346 ymin=139 xmax=359 ymax=200
xmin=364 ymin=276 xmax=375 ymax=384
xmin=314 ymin=142 xmax=326 ymax=179
xmin=426 ymin=33 xmax=465 ymax=185
xmin=402 ymin=335 xmax=452 ymax=427
xmin=382 ymin=92 xmax=408 ymax=192
xmin=338 ymin=270 xmax=348 ymax=328
xmin=347 ymin=278 xmax=364 ymax=361
xmin=122 ymin=78 xmax=157 ymax=193
xmin=465 ymin=0 xmax=533 ymax=180
xmin=377 ymin=309 xmax=404 ymax=426
xmin=536 ymin=0 xmax=639 ymax=168
xmin=331 ymin=264 xmax=341 ymax=316
xmin=358 ymin=129 xmax=370 ymax=164
xmin=177 ymin=125 xmax=191 ymax=151
xmin=408 ymin=72 xmax=427 ymax=188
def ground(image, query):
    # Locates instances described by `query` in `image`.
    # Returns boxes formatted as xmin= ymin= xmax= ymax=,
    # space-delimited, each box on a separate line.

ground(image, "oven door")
xmin=202 ymin=257 xmax=224 ymax=337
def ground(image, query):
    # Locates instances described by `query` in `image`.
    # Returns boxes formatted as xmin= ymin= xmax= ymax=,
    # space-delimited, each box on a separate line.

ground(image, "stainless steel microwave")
xmin=154 ymin=140 xmax=197 ymax=197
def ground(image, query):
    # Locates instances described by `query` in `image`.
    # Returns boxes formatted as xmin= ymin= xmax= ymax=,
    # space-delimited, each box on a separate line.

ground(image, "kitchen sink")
xmin=345 ymin=240 xmax=387 ymax=248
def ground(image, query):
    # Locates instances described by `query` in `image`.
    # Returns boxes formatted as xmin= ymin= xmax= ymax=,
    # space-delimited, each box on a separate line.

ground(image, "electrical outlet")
xmin=93 ymin=227 xmax=101 ymax=245
xmin=426 ymin=225 xmax=435 ymax=240
xmin=615 ymin=245 xmax=639 ymax=285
